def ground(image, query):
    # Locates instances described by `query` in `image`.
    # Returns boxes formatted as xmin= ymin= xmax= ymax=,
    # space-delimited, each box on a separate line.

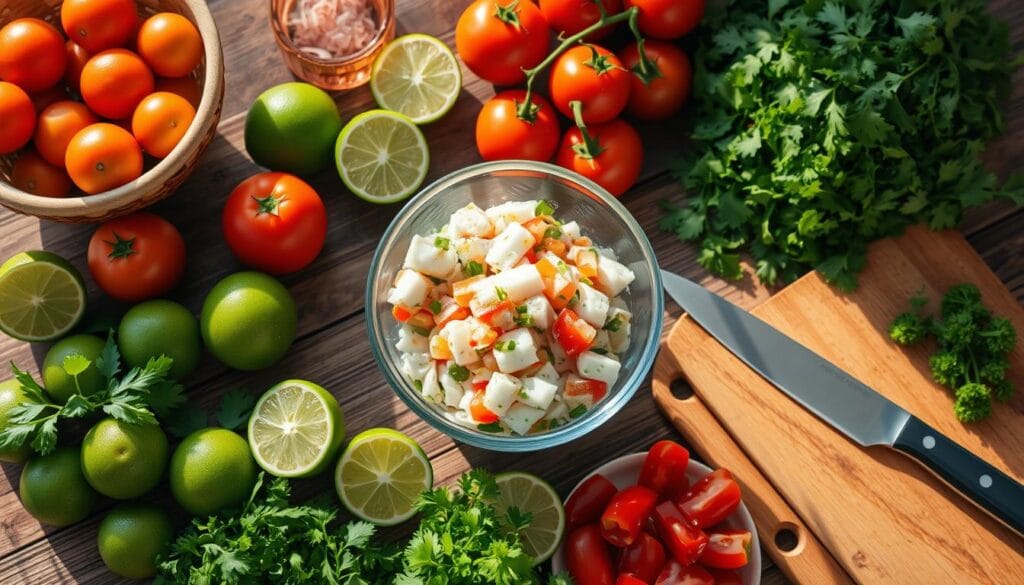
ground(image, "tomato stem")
xmin=568 ymin=100 xmax=604 ymax=160
xmin=253 ymin=194 xmax=282 ymax=216
xmin=495 ymin=0 xmax=523 ymax=30
xmin=104 ymin=232 xmax=137 ymax=260
xmin=627 ymin=15 xmax=661 ymax=85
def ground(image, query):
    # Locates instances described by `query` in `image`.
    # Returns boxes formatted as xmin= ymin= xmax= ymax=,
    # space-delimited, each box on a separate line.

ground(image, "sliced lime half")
xmin=494 ymin=471 xmax=566 ymax=564
xmin=335 ymin=428 xmax=433 ymax=525
xmin=335 ymin=109 xmax=429 ymax=204
xmin=371 ymin=34 xmax=462 ymax=125
xmin=247 ymin=380 xmax=345 ymax=478
xmin=0 ymin=251 xmax=86 ymax=342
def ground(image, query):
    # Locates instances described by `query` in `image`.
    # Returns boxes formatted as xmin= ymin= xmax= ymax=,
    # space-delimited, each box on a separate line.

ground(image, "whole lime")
xmin=118 ymin=299 xmax=202 ymax=380
xmin=244 ymin=82 xmax=343 ymax=176
xmin=200 ymin=272 xmax=297 ymax=371
xmin=169 ymin=427 xmax=257 ymax=516
xmin=0 ymin=378 xmax=30 ymax=463
xmin=19 ymin=446 xmax=97 ymax=526
xmin=81 ymin=417 xmax=169 ymax=500
xmin=42 ymin=333 xmax=107 ymax=403
xmin=97 ymin=504 xmax=174 ymax=579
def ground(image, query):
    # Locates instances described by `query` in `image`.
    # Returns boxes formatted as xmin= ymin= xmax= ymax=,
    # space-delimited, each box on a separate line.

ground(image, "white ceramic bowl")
xmin=551 ymin=452 xmax=761 ymax=584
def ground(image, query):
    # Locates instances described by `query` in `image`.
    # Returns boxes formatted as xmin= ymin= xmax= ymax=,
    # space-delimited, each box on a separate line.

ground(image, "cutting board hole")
xmin=670 ymin=377 xmax=695 ymax=400
xmin=774 ymin=523 xmax=803 ymax=556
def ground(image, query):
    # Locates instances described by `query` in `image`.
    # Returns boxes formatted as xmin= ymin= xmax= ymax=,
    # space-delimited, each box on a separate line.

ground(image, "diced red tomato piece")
xmin=615 ymin=575 xmax=647 ymax=585
xmin=655 ymin=561 xmax=714 ymax=585
xmin=471 ymin=380 xmax=489 ymax=393
xmin=544 ymin=238 xmax=568 ymax=258
xmin=469 ymin=390 xmax=498 ymax=424
xmin=652 ymin=501 xmax=709 ymax=566
xmin=639 ymin=440 xmax=690 ymax=498
xmin=406 ymin=309 xmax=435 ymax=332
xmin=567 ymin=524 xmax=615 ymax=585
xmin=392 ymin=305 xmax=414 ymax=322
xmin=601 ymin=485 xmax=659 ymax=548
xmin=553 ymin=308 xmax=597 ymax=356
xmin=699 ymin=529 xmax=752 ymax=570
xmin=436 ymin=298 xmax=470 ymax=328
xmin=565 ymin=375 xmax=608 ymax=403
xmin=477 ymin=299 xmax=515 ymax=327
xmin=566 ymin=473 xmax=619 ymax=530
xmin=618 ymin=531 xmax=666 ymax=583
xmin=676 ymin=469 xmax=742 ymax=529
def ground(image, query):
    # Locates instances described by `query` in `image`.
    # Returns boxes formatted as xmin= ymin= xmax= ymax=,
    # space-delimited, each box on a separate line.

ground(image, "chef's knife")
xmin=661 ymin=269 xmax=1024 ymax=536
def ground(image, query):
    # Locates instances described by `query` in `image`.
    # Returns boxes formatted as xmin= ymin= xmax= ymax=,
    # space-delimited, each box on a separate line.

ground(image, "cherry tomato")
xmin=553 ymin=308 xmax=598 ymax=356
xmin=652 ymin=500 xmax=709 ymax=565
xmin=80 ymin=49 xmax=155 ymax=119
xmin=132 ymin=92 xmax=196 ymax=158
xmin=619 ymin=531 xmax=667 ymax=583
xmin=470 ymin=390 xmax=500 ymax=424
xmin=155 ymin=76 xmax=201 ymax=109
xmin=539 ymin=0 xmax=622 ymax=41
xmin=222 ymin=172 xmax=328 ymax=275
xmin=65 ymin=41 xmax=92 ymax=94
xmin=676 ymin=469 xmax=742 ymax=528
xmin=137 ymin=13 xmax=203 ymax=78
xmin=565 ymin=375 xmax=608 ymax=404
xmin=655 ymin=560 xmax=714 ymax=585
xmin=639 ymin=440 xmax=690 ymax=497
xmin=11 ymin=150 xmax=72 ymax=198
xmin=706 ymin=568 xmax=743 ymax=585
xmin=549 ymin=45 xmax=631 ymax=124
xmin=566 ymin=473 xmax=619 ymax=530
xmin=0 ymin=81 xmax=35 ymax=154
xmin=87 ymin=212 xmax=186 ymax=302
xmin=61 ymin=0 xmax=139 ymax=53
xmin=623 ymin=0 xmax=705 ymax=39
xmin=0 ymin=19 xmax=67 ymax=93
xmin=566 ymin=524 xmax=615 ymax=585
xmin=601 ymin=485 xmax=659 ymax=547
xmin=699 ymin=529 xmax=752 ymax=570
xmin=615 ymin=575 xmax=647 ymax=585
xmin=65 ymin=123 xmax=143 ymax=194
xmin=476 ymin=90 xmax=560 ymax=162
xmin=556 ymin=118 xmax=643 ymax=197
xmin=35 ymin=101 xmax=99 ymax=167
xmin=619 ymin=40 xmax=692 ymax=120
xmin=455 ymin=0 xmax=550 ymax=86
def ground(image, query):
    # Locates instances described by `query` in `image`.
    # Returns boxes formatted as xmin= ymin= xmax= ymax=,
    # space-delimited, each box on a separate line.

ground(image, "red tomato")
xmin=65 ymin=41 xmax=92 ymax=94
xmin=655 ymin=560 xmax=714 ymax=585
xmin=566 ymin=524 xmax=615 ymax=585
xmin=639 ymin=440 xmax=690 ymax=497
xmin=556 ymin=118 xmax=643 ymax=197
xmin=553 ymin=308 xmax=598 ymax=356
xmin=618 ymin=531 xmax=667 ymax=583
xmin=615 ymin=575 xmax=647 ymax=585
xmin=222 ymin=172 xmax=327 ymax=274
xmin=87 ymin=212 xmax=186 ymax=302
xmin=677 ymin=469 xmax=742 ymax=528
xmin=601 ymin=485 xmax=659 ymax=547
xmin=566 ymin=473 xmax=619 ymax=530
xmin=455 ymin=0 xmax=550 ymax=86
xmin=565 ymin=376 xmax=609 ymax=404
xmin=132 ymin=91 xmax=196 ymax=158
xmin=35 ymin=100 xmax=99 ymax=167
xmin=652 ymin=501 xmax=708 ymax=565
xmin=476 ymin=90 xmax=560 ymax=162
xmin=706 ymin=568 xmax=743 ymax=585
xmin=619 ymin=41 xmax=692 ymax=120
xmin=470 ymin=390 xmax=499 ymax=424
xmin=539 ymin=0 xmax=622 ymax=41
xmin=65 ymin=123 xmax=143 ymax=194
xmin=549 ymin=45 xmax=631 ymax=124
xmin=11 ymin=150 xmax=72 ymax=198
xmin=699 ymin=529 xmax=752 ymax=570
xmin=136 ymin=13 xmax=204 ymax=78
xmin=0 ymin=18 xmax=67 ymax=93
xmin=623 ymin=0 xmax=705 ymax=39
xmin=80 ymin=49 xmax=155 ymax=120
xmin=61 ymin=0 xmax=139 ymax=53
xmin=0 ymin=81 xmax=36 ymax=154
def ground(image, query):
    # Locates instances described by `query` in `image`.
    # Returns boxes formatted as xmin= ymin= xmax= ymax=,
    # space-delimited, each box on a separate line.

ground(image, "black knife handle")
xmin=894 ymin=415 xmax=1024 ymax=536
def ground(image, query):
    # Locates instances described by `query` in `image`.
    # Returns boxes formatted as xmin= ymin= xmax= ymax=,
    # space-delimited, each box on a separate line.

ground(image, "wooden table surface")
xmin=1 ymin=1 xmax=1022 ymax=583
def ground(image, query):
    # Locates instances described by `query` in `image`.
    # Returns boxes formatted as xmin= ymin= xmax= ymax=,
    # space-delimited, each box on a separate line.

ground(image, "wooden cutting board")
xmin=652 ymin=226 xmax=1024 ymax=584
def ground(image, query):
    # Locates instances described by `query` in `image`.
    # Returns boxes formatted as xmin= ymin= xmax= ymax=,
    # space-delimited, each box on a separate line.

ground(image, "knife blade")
xmin=661 ymin=269 xmax=1024 ymax=536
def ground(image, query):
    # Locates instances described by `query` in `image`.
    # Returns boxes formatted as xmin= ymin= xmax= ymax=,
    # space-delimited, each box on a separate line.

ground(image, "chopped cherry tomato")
xmin=567 ymin=524 xmax=615 ymax=585
xmin=566 ymin=473 xmax=619 ymax=530
xmin=655 ymin=560 xmax=714 ymax=585
xmin=699 ymin=529 xmax=751 ymax=570
xmin=615 ymin=575 xmax=648 ymax=585
xmin=392 ymin=305 xmax=414 ymax=322
xmin=469 ymin=390 xmax=499 ymax=424
xmin=677 ymin=469 xmax=742 ymax=528
xmin=471 ymin=380 xmax=489 ymax=393
xmin=565 ymin=375 xmax=609 ymax=403
xmin=706 ymin=568 xmax=743 ymax=585
xmin=652 ymin=501 xmax=708 ymax=565
xmin=553 ymin=308 xmax=598 ymax=356
xmin=436 ymin=299 xmax=470 ymax=328
xmin=639 ymin=440 xmax=690 ymax=497
xmin=618 ymin=531 xmax=666 ymax=583
xmin=601 ymin=485 xmax=659 ymax=547
xmin=478 ymin=299 xmax=516 ymax=327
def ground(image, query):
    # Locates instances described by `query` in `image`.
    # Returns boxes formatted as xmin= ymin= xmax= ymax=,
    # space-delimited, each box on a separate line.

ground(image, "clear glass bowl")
xmin=366 ymin=161 xmax=664 ymax=451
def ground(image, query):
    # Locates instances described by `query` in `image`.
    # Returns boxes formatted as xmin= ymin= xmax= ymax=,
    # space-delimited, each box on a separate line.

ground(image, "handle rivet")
xmin=922 ymin=436 xmax=935 ymax=449
xmin=980 ymin=474 xmax=993 ymax=488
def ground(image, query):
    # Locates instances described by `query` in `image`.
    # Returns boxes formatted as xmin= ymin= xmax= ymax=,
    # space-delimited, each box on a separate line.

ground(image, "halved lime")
xmin=335 ymin=109 xmax=429 ymax=204
xmin=0 ymin=251 xmax=86 ymax=342
xmin=371 ymin=34 xmax=462 ymax=125
xmin=494 ymin=471 xmax=566 ymax=564
xmin=335 ymin=428 xmax=432 ymax=525
xmin=247 ymin=380 xmax=345 ymax=478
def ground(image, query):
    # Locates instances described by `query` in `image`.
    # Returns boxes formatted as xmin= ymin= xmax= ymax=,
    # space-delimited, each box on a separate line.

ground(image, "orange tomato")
xmin=136 ymin=13 xmax=203 ymax=78
xmin=0 ymin=81 xmax=35 ymax=154
xmin=65 ymin=41 xmax=92 ymax=94
xmin=0 ymin=18 xmax=67 ymax=92
xmin=132 ymin=92 xmax=195 ymax=158
xmin=61 ymin=0 xmax=139 ymax=53
xmin=11 ymin=150 xmax=72 ymax=197
xmin=30 ymin=86 xmax=70 ymax=114
xmin=80 ymin=49 xmax=154 ymax=119
xmin=65 ymin=123 xmax=143 ymax=194
xmin=34 ymin=101 xmax=99 ymax=167
xmin=154 ymin=76 xmax=201 ymax=109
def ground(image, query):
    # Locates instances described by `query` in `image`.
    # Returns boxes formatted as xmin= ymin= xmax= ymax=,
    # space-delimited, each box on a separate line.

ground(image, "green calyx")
xmin=105 ymin=232 xmax=137 ymax=261
xmin=253 ymin=194 xmax=284 ymax=216
xmin=494 ymin=0 xmax=522 ymax=29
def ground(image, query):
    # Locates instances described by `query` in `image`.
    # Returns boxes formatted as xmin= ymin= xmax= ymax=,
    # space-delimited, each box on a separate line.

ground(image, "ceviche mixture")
xmin=387 ymin=199 xmax=636 ymax=435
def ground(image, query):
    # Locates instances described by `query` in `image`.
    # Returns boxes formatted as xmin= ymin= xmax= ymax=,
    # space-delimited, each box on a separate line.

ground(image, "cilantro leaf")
xmin=62 ymin=354 xmax=91 ymax=378
xmin=95 ymin=331 xmax=121 ymax=383
xmin=216 ymin=389 xmax=256 ymax=430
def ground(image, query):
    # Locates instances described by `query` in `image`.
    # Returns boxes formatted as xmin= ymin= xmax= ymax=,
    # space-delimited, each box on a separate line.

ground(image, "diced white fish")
xmin=396 ymin=324 xmax=429 ymax=353
xmin=577 ymin=350 xmax=621 ymax=388
xmin=524 ymin=294 xmax=556 ymax=331
xmin=387 ymin=269 xmax=431 ymax=308
xmin=483 ymin=372 xmax=521 ymax=416
xmin=439 ymin=319 xmax=479 ymax=366
xmin=404 ymin=234 xmax=458 ymax=279
xmin=519 ymin=376 xmax=558 ymax=410
xmin=575 ymin=282 xmax=609 ymax=328
xmin=485 ymin=200 xmax=537 ymax=233
xmin=485 ymin=222 xmax=535 ymax=272
xmin=596 ymin=256 xmax=636 ymax=297
xmin=493 ymin=328 xmax=538 ymax=374
xmin=503 ymin=403 xmax=547 ymax=435
xmin=449 ymin=203 xmax=494 ymax=238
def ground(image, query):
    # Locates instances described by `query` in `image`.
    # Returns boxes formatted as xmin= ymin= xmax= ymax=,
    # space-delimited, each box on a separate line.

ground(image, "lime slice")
xmin=371 ymin=34 xmax=462 ymax=125
xmin=0 ymin=251 xmax=86 ymax=342
xmin=494 ymin=471 xmax=566 ymax=564
xmin=335 ymin=428 xmax=432 ymax=525
xmin=335 ymin=109 xmax=429 ymax=204
xmin=247 ymin=380 xmax=345 ymax=478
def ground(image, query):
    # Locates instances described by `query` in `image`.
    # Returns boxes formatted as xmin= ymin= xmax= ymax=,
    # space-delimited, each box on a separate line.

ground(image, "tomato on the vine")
xmin=619 ymin=40 xmax=692 ymax=120
xmin=88 ymin=212 xmax=186 ymax=302
xmin=550 ymin=45 xmax=631 ymax=124
xmin=222 ymin=172 xmax=328 ymax=275
xmin=476 ymin=90 xmax=560 ymax=162
xmin=556 ymin=118 xmax=643 ymax=197
xmin=624 ymin=0 xmax=705 ymax=40
xmin=455 ymin=0 xmax=550 ymax=86
xmin=539 ymin=0 xmax=622 ymax=41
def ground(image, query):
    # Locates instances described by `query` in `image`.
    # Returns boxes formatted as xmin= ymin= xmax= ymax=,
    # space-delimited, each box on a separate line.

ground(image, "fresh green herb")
xmin=495 ymin=340 xmax=517 ymax=352
xmin=548 ymin=418 xmax=562 ymax=430
xmin=465 ymin=260 xmax=484 ymax=277
xmin=603 ymin=315 xmax=623 ymax=332
xmin=476 ymin=422 xmax=504 ymax=433
xmin=495 ymin=286 xmax=509 ymax=301
xmin=662 ymin=0 xmax=1024 ymax=291
xmin=543 ymin=227 xmax=562 ymax=240
xmin=568 ymin=404 xmax=587 ymax=419
xmin=428 ymin=300 xmax=443 ymax=315
xmin=216 ymin=389 xmax=256 ymax=431
xmin=410 ymin=326 xmax=431 ymax=337
xmin=567 ymin=290 xmax=581 ymax=308
xmin=448 ymin=364 xmax=470 ymax=382
xmin=535 ymin=200 xmax=556 ymax=216
xmin=514 ymin=305 xmax=533 ymax=327
xmin=413 ymin=380 xmax=423 ymax=392
xmin=434 ymin=236 xmax=450 ymax=251
xmin=555 ymin=261 xmax=569 ymax=275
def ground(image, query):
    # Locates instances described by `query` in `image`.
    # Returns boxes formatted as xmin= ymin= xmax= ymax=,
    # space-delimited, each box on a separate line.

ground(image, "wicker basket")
xmin=0 ymin=0 xmax=224 ymax=223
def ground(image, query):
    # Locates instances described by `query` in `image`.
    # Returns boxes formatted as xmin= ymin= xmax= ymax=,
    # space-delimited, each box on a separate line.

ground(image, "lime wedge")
xmin=494 ymin=471 xmax=566 ymax=564
xmin=371 ymin=34 xmax=462 ymax=125
xmin=335 ymin=428 xmax=432 ymax=525
xmin=335 ymin=109 xmax=429 ymax=204
xmin=0 ymin=251 xmax=86 ymax=342
xmin=247 ymin=380 xmax=345 ymax=478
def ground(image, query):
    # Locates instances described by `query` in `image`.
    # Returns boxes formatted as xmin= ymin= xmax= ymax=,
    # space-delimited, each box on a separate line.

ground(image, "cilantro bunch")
xmin=890 ymin=284 xmax=1017 ymax=422
xmin=662 ymin=0 xmax=1022 ymax=290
